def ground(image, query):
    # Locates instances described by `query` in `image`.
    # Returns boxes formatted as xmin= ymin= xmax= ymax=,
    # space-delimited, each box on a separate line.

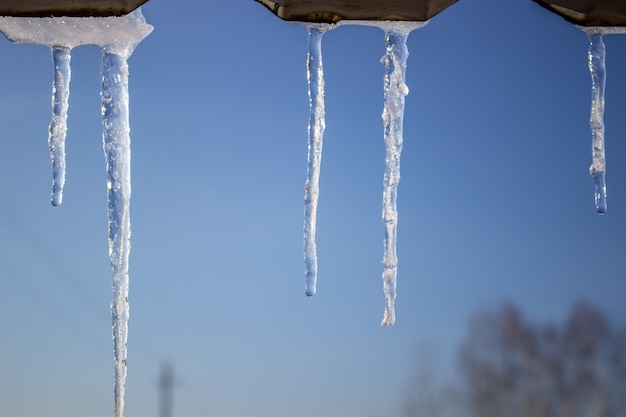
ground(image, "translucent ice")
xmin=102 ymin=48 xmax=133 ymax=417
xmin=302 ymin=23 xmax=334 ymax=297
xmin=0 ymin=11 xmax=152 ymax=209
xmin=376 ymin=22 xmax=424 ymax=326
xmin=98 ymin=15 xmax=151 ymax=417
xmin=587 ymin=32 xmax=607 ymax=214
xmin=297 ymin=20 xmax=425 ymax=325
xmin=49 ymin=46 xmax=71 ymax=206
xmin=0 ymin=10 xmax=151 ymax=417
xmin=578 ymin=26 xmax=626 ymax=214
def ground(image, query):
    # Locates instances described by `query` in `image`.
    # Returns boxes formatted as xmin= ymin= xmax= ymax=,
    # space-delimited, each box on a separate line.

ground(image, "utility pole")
xmin=158 ymin=362 xmax=175 ymax=417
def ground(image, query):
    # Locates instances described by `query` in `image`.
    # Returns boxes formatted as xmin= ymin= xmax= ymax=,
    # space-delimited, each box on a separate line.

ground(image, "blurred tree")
xmin=403 ymin=347 xmax=449 ymax=417
xmin=459 ymin=302 xmax=626 ymax=417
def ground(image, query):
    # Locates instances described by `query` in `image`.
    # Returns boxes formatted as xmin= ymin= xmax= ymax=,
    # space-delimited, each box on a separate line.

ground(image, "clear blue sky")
xmin=1 ymin=0 xmax=625 ymax=416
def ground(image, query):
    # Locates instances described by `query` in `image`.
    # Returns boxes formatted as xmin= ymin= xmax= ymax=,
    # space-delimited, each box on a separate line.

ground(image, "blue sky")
xmin=1 ymin=0 xmax=625 ymax=416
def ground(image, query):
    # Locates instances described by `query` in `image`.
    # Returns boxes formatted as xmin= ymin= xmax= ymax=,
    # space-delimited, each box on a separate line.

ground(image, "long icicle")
xmin=49 ymin=46 xmax=71 ymax=207
xmin=303 ymin=23 xmax=333 ymax=297
xmin=380 ymin=25 xmax=414 ymax=326
xmin=586 ymin=32 xmax=607 ymax=214
xmin=101 ymin=47 xmax=132 ymax=417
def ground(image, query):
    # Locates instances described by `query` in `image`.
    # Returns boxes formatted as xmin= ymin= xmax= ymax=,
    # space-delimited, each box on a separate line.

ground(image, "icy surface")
xmin=0 ymin=11 xmax=153 ymax=51
xmin=49 ymin=46 xmax=71 ymax=206
xmin=0 ymin=10 xmax=151 ymax=417
xmin=577 ymin=26 xmax=626 ymax=35
xmin=302 ymin=23 xmax=334 ymax=297
xmin=341 ymin=20 xmax=428 ymax=33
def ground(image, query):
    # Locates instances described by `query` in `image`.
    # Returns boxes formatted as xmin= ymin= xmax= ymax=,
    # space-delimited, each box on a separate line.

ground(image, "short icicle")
xmin=302 ymin=23 xmax=333 ymax=297
xmin=378 ymin=22 xmax=423 ymax=326
xmin=586 ymin=31 xmax=607 ymax=214
xmin=101 ymin=46 xmax=132 ymax=417
xmin=49 ymin=46 xmax=72 ymax=207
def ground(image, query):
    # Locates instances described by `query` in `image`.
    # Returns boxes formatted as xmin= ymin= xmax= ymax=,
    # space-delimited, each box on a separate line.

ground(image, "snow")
xmin=578 ymin=26 xmax=626 ymax=35
xmin=0 ymin=10 xmax=152 ymax=52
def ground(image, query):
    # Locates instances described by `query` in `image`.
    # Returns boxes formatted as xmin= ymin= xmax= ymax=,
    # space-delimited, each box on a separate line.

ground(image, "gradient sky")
xmin=1 ymin=1 xmax=625 ymax=416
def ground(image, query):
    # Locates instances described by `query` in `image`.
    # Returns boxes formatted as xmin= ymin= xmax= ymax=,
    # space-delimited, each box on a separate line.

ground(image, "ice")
xmin=0 ymin=12 xmax=153 ymax=49
xmin=102 ymin=48 xmax=133 ymax=417
xmin=0 ymin=11 xmax=152 ymax=208
xmin=0 ymin=10 xmax=152 ymax=417
xmin=577 ymin=26 xmax=626 ymax=214
xmin=587 ymin=32 xmax=607 ymax=214
xmin=49 ymin=46 xmax=71 ymax=206
xmin=296 ymin=20 xmax=425 ymax=325
xmin=338 ymin=21 xmax=426 ymax=325
xmin=374 ymin=21 xmax=425 ymax=326
xmin=301 ymin=22 xmax=334 ymax=297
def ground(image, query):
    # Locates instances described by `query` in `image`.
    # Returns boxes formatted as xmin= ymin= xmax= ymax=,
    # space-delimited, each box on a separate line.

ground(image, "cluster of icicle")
xmin=300 ymin=22 xmax=626 ymax=326
xmin=300 ymin=20 xmax=426 ymax=326
xmin=577 ymin=25 xmax=626 ymax=214
xmin=0 ymin=10 xmax=152 ymax=417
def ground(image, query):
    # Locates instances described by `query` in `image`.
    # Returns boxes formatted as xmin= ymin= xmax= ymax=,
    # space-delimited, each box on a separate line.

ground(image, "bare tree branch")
xmin=458 ymin=302 xmax=626 ymax=417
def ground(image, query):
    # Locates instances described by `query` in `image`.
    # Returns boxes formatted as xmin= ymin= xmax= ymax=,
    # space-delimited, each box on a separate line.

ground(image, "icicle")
xmin=577 ymin=26 xmax=626 ymax=214
xmin=355 ymin=21 xmax=425 ymax=326
xmin=297 ymin=20 xmax=423 ymax=325
xmin=380 ymin=27 xmax=409 ymax=326
xmin=301 ymin=23 xmax=334 ymax=297
xmin=96 ymin=13 xmax=151 ymax=417
xmin=49 ymin=46 xmax=71 ymax=207
xmin=101 ymin=47 xmax=132 ymax=417
xmin=586 ymin=32 xmax=607 ymax=214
